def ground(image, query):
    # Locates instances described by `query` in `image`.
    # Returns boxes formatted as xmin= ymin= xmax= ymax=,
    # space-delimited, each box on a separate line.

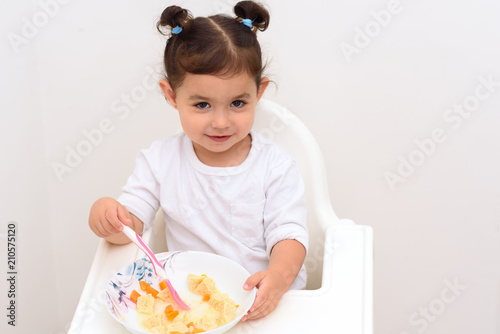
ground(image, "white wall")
xmin=1 ymin=0 xmax=499 ymax=333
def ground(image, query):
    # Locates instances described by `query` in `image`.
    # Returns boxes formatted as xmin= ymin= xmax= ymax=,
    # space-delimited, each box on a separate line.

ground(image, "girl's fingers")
xmin=245 ymin=298 xmax=273 ymax=320
xmin=101 ymin=217 xmax=117 ymax=237
xmin=91 ymin=219 xmax=109 ymax=238
xmin=244 ymin=271 xmax=265 ymax=290
xmin=117 ymin=204 xmax=131 ymax=226
xmin=104 ymin=207 xmax=124 ymax=233
xmin=250 ymin=290 xmax=266 ymax=313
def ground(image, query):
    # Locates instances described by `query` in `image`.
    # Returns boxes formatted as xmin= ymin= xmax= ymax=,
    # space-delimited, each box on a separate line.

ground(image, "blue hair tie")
xmin=172 ymin=25 xmax=182 ymax=34
xmin=241 ymin=18 xmax=253 ymax=29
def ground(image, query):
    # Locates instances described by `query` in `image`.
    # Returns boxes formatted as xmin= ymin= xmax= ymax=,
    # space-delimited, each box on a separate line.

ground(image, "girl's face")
xmin=160 ymin=72 xmax=269 ymax=167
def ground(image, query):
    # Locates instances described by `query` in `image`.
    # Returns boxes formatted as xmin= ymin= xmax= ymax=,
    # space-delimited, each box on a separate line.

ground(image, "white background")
xmin=1 ymin=0 xmax=499 ymax=333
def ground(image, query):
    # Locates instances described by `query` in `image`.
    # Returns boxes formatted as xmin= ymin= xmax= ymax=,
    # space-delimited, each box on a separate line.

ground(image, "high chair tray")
xmin=69 ymin=223 xmax=372 ymax=334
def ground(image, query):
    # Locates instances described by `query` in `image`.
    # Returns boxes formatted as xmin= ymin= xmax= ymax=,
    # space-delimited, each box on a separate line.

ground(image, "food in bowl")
xmin=134 ymin=274 xmax=238 ymax=333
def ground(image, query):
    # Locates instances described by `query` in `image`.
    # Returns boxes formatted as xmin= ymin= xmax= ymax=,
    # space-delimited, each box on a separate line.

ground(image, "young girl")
xmin=89 ymin=1 xmax=308 ymax=321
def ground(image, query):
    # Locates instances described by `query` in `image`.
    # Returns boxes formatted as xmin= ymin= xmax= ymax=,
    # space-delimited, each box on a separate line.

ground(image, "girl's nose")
xmin=211 ymin=108 xmax=230 ymax=128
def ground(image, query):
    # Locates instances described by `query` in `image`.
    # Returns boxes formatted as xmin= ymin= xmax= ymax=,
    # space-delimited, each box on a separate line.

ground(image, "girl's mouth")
xmin=207 ymin=135 xmax=231 ymax=143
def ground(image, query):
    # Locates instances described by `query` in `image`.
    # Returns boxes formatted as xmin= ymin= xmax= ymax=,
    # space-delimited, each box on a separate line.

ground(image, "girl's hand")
xmin=241 ymin=239 xmax=307 ymax=321
xmin=241 ymin=269 xmax=289 ymax=321
xmin=88 ymin=197 xmax=135 ymax=242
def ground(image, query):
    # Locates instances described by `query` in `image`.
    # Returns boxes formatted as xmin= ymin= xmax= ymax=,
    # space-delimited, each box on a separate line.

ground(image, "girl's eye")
xmin=195 ymin=102 xmax=210 ymax=109
xmin=231 ymin=100 xmax=246 ymax=108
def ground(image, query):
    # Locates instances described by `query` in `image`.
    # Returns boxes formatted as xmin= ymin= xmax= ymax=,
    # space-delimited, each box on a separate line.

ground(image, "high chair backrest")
xmin=253 ymin=99 xmax=340 ymax=290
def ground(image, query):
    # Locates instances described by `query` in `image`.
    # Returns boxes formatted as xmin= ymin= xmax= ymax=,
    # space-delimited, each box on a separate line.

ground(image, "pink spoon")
xmin=120 ymin=223 xmax=190 ymax=309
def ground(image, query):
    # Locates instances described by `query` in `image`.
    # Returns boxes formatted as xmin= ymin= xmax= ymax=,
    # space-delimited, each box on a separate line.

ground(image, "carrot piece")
xmin=146 ymin=286 xmax=159 ymax=298
xmin=202 ymin=293 xmax=210 ymax=302
xmin=166 ymin=310 xmax=179 ymax=320
xmin=169 ymin=332 xmax=182 ymax=334
xmin=164 ymin=304 xmax=174 ymax=315
xmin=130 ymin=290 xmax=141 ymax=303
xmin=186 ymin=322 xmax=195 ymax=328
xmin=192 ymin=329 xmax=205 ymax=333
xmin=159 ymin=280 xmax=167 ymax=291
xmin=139 ymin=281 xmax=150 ymax=291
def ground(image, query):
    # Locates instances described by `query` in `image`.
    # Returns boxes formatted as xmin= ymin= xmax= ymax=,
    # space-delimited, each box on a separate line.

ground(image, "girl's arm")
xmin=89 ymin=197 xmax=144 ymax=245
xmin=242 ymin=239 xmax=306 ymax=321
xmin=268 ymin=239 xmax=306 ymax=288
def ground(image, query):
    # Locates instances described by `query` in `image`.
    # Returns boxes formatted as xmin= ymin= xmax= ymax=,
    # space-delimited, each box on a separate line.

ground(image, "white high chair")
xmin=69 ymin=99 xmax=373 ymax=334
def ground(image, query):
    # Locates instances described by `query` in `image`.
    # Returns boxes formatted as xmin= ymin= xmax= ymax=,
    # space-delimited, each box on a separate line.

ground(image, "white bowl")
xmin=104 ymin=251 xmax=256 ymax=334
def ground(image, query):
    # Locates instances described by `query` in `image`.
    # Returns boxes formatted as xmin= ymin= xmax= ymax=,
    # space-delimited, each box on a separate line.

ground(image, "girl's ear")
xmin=257 ymin=77 xmax=270 ymax=101
xmin=159 ymin=79 xmax=177 ymax=108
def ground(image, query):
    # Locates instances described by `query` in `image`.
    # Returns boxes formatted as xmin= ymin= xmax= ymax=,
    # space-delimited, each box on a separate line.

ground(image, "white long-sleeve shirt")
xmin=118 ymin=130 xmax=308 ymax=289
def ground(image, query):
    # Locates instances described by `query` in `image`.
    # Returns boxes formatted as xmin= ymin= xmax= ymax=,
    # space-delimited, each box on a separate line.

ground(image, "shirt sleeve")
xmin=117 ymin=148 xmax=161 ymax=231
xmin=263 ymin=156 xmax=309 ymax=257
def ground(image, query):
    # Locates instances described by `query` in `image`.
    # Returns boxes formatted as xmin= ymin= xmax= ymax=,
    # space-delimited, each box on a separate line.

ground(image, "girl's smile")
xmin=207 ymin=135 xmax=232 ymax=143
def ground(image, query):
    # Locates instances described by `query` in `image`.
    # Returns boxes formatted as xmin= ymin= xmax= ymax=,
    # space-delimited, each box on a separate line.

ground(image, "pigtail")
xmin=157 ymin=5 xmax=193 ymax=36
xmin=234 ymin=1 xmax=270 ymax=32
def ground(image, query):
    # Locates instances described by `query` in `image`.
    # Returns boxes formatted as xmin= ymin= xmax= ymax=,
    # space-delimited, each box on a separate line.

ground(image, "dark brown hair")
xmin=157 ymin=1 xmax=270 ymax=91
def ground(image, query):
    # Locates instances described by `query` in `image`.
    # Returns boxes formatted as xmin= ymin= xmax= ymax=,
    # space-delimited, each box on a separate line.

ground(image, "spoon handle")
xmin=121 ymin=224 xmax=167 ymax=278
xmin=120 ymin=223 xmax=190 ymax=309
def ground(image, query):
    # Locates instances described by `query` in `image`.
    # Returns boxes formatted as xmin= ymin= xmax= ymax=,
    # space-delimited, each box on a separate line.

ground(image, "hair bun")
xmin=157 ymin=5 xmax=193 ymax=35
xmin=234 ymin=1 xmax=270 ymax=32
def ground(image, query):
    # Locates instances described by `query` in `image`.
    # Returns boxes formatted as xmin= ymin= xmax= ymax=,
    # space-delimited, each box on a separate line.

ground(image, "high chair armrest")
xmin=227 ymin=223 xmax=373 ymax=334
